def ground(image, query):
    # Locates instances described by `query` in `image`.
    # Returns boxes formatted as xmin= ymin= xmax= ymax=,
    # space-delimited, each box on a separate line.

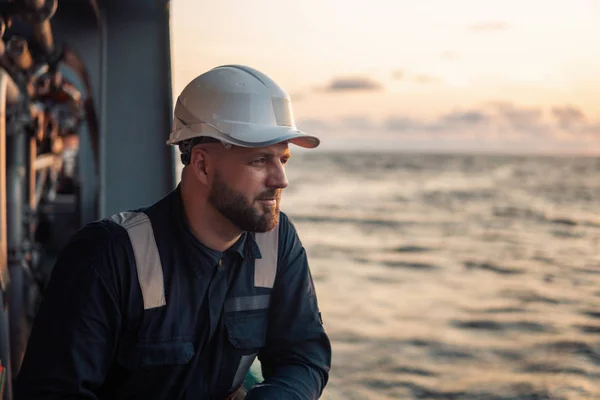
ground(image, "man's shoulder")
xmin=276 ymin=211 xmax=305 ymax=257
xmin=277 ymin=210 xmax=299 ymax=240
xmin=70 ymin=187 xmax=175 ymax=258
xmin=278 ymin=210 xmax=290 ymax=227
xmin=67 ymin=204 xmax=155 ymax=254
xmin=277 ymin=210 xmax=296 ymax=230
xmin=64 ymin=216 xmax=131 ymax=259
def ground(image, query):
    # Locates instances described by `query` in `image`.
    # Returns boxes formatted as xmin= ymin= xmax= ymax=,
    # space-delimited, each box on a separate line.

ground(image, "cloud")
xmin=551 ymin=106 xmax=586 ymax=129
xmin=304 ymin=109 xmax=495 ymax=137
xmin=383 ymin=117 xmax=424 ymax=133
xmin=490 ymin=102 xmax=545 ymax=134
xmin=392 ymin=70 xmax=404 ymax=80
xmin=301 ymin=103 xmax=600 ymax=153
xmin=440 ymin=110 xmax=490 ymax=125
xmin=321 ymin=77 xmax=383 ymax=92
xmin=470 ymin=21 xmax=508 ymax=32
xmin=383 ymin=109 xmax=490 ymax=134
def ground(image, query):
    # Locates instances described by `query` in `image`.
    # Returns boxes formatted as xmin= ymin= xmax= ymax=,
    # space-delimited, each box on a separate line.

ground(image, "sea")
xmin=279 ymin=151 xmax=600 ymax=400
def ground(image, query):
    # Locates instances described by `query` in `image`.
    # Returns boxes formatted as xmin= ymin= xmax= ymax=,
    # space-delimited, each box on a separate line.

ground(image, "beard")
xmin=208 ymin=171 xmax=280 ymax=232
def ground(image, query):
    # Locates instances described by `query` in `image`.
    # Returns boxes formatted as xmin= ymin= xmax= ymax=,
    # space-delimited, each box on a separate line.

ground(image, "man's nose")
xmin=267 ymin=161 xmax=289 ymax=189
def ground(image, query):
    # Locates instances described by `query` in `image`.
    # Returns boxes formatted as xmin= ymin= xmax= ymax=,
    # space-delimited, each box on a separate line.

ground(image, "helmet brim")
xmin=224 ymin=128 xmax=320 ymax=149
xmin=168 ymin=123 xmax=320 ymax=149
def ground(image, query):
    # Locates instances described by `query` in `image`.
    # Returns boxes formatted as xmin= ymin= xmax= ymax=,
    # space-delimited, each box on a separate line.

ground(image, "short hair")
xmin=178 ymin=136 xmax=222 ymax=165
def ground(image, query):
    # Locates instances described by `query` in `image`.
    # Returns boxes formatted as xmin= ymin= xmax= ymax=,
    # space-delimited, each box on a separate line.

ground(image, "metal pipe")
xmin=24 ymin=0 xmax=57 ymax=54
xmin=26 ymin=136 xmax=36 ymax=214
xmin=6 ymin=127 xmax=26 ymax=262
xmin=33 ymin=21 xmax=54 ymax=54
xmin=33 ymin=153 xmax=60 ymax=171
xmin=0 ymin=75 xmax=7 ymax=272
xmin=24 ymin=0 xmax=46 ymax=9
xmin=34 ymin=154 xmax=62 ymax=206
xmin=0 ymin=16 xmax=6 ymax=38
xmin=0 ymin=67 xmax=14 ymax=400
xmin=6 ymin=38 xmax=33 ymax=71
xmin=6 ymin=97 xmax=28 ymax=376
xmin=0 ymin=41 xmax=23 ymax=106
xmin=3 ymin=57 xmax=33 ymax=377
xmin=5 ymin=76 xmax=21 ymax=106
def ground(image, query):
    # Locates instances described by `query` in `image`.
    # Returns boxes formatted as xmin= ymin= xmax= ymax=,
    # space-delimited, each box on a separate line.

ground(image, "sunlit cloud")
xmin=298 ymin=102 xmax=600 ymax=152
xmin=319 ymin=77 xmax=383 ymax=92
xmin=470 ymin=21 xmax=508 ymax=32
xmin=384 ymin=109 xmax=490 ymax=134
xmin=392 ymin=70 xmax=404 ymax=80
xmin=551 ymin=106 xmax=586 ymax=129
xmin=440 ymin=110 xmax=490 ymax=125
xmin=489 ymin=102 xmax=545 ymax=134
xmin=173 ymin=0 xmax=599 ymax=154
xmin=382 ymin=117 xmax=422 ymax=133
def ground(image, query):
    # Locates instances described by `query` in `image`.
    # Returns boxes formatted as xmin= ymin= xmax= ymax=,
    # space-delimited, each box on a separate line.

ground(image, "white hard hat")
xmin=167 ymin=65 xmax=320 ymax=149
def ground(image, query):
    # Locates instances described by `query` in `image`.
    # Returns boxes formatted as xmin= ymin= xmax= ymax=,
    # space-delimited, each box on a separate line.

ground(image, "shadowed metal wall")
xmin=52 ymin=0 xmax=175 ymax=221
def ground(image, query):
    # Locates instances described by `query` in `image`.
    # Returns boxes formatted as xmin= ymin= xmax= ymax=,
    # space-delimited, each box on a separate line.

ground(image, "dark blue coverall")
xmin=14 ymin=185 xmax=331 ymax=399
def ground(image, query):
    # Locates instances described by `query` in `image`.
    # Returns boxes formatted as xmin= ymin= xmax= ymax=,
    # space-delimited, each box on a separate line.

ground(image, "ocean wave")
xmin=464 ymin=261 xmax=526 ymax=275
xmin=284 ymin=152 xmax=600 ymax=399
xmin=451 ymin=319 xmax=553 ymax=333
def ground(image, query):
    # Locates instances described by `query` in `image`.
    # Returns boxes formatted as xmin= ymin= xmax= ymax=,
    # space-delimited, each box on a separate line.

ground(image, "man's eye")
xmin=281 ymin=158 xmax=289 ymax=165
xmin=251 ymin=158 xmax=266 ymax=165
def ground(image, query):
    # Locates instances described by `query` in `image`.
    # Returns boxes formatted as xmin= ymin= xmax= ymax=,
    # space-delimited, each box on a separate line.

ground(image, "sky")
xmin=170 ymin=0 xmax=600 ymax=154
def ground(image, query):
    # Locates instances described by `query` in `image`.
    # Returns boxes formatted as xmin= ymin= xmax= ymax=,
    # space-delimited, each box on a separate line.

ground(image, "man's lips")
xmin=256 ymin=194 xmax=278 ymax=205
xmin=258 ymin=198 xmax=277 ymax=205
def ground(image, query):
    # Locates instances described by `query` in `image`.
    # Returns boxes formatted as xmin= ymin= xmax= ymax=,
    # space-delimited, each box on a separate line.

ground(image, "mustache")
xmin=255 ymin=190 xmax=281 ymax=201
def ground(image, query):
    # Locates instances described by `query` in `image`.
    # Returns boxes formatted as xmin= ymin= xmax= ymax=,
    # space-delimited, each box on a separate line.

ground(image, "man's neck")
xmin=180 ymin=182 xmax=242 ymax=252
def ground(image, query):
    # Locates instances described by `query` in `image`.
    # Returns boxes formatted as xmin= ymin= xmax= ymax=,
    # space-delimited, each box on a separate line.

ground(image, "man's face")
xmin=207 ymin=142 xmax=290 ymax=232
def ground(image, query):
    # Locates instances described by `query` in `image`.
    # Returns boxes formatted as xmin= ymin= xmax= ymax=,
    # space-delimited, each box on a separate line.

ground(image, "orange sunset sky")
xmin=170 ymin=0 xmax=600 ymax=154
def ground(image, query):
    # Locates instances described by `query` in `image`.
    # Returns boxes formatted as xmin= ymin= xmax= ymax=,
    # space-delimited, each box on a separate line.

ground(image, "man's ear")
xmin=190 ymin=146 xmax=211 ymax=185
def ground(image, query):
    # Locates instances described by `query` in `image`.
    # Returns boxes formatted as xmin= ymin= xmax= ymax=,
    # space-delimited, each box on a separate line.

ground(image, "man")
xmin=14 ymin=65 xmax=331 ymax=399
